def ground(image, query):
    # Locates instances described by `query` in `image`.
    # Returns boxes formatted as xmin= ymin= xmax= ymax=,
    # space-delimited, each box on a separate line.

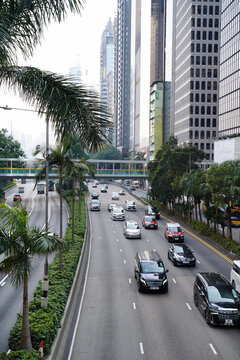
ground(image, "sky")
xmin=0 ymin=0 xmax=117 ymax=156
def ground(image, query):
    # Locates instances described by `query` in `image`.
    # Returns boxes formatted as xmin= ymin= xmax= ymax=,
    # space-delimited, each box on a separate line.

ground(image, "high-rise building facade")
xmin=171 ymin=0 xmax=221 ymax=164
xmin=114 ymin=0 xmax=131 ymax=156
xmin=214 ymin=0 xmax=240 ymax=163
xmin=100 ymin=18 xmax=114 ymax=143
xmin=130 ymin=0 xmax=151 ymax=153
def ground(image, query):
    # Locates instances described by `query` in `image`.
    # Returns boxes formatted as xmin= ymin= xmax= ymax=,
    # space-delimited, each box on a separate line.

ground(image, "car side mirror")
xmin=135 ymin=268 xmax=139 ymax=273
xmin=199 ymin=291 xmax=204 ymax=296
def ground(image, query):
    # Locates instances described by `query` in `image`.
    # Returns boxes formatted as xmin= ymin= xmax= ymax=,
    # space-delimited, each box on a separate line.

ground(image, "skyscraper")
xmin=171 ymin=0 xmax=221 ymax=165
xmin=114 ymin=0 xmax=131 ymax=156
xmin=214 ymin=0 xmax=240 ymax=162
xmin=100 ymin=18 xmax=114 ymax=143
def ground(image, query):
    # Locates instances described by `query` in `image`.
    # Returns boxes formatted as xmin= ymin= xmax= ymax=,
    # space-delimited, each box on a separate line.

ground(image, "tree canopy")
xmin=90 ymin=146 xmax=123 ymax=160
xmin=0 ymin=129 xmax=25 ymax=166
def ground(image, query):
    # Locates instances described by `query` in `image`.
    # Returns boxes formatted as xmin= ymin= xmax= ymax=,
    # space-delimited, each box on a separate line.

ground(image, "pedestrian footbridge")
xmin=0 ymin=158 xmax=148 ymax=180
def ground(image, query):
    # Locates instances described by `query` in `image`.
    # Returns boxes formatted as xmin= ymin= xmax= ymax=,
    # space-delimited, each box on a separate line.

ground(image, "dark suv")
xmin=145 ymin=205 xmax=160 ymax=219
xmin=194 ymin=272 xmax=240 ymax=326
xmin=134 ymin=250 xmax=168 ymax=293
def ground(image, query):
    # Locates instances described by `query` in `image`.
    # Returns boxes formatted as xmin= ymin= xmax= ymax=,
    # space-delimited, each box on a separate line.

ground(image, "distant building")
xmin=215 ymin=0 xmax=240 ymax=163
xmin=100 ymin=18 xmax=114 ymax=144
xmin=171 ymin=0 xmax=221 ymax=166
xmin=69 ymin=64 xmax=82 ymax=83
xmin=114 ymin=0 xmax=131 ymax=156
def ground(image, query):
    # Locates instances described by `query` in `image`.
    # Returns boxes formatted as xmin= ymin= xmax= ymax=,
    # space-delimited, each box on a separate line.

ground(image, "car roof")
xmin=126 ymin=220 xmax=138 ymax=224
xmin=166 ymin=222 xmax=180 ymax=227
xmin=172 ymin=243 xmax=190 ymax=250
xmin=198 ymin=272 xmax=229 ymax=286
xmin=137 ymin=250 xmax=162 ymax=262
xmin=233 ymin=260 xmax=240 ymax=267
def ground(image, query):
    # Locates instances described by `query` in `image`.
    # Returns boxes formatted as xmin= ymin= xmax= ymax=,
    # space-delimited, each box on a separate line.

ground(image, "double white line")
xmin=0 ymin=274 xmax=8 ymax=287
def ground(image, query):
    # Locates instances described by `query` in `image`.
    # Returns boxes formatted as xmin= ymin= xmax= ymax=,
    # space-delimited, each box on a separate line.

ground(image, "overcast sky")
xmin=0 ymin=0 xmax=117 ymax=156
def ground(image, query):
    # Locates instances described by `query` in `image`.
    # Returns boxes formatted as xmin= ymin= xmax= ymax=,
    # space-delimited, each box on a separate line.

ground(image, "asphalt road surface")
xmin=0 ymin=180 xmax=69 ymax=352
xmin=67 ymin=183 xmax=240 ymax=360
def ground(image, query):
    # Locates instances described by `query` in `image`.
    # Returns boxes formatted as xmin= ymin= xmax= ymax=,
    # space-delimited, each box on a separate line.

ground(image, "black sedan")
xmin=91 ymin=192 xmax=99 ymax=199
xmin=168 ymin=244 xmax=196 ymax=266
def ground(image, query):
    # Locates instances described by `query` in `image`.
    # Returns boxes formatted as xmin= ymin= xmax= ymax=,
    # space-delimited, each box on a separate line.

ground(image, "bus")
xmin=219 ymin=202 xmax=240 ymax=228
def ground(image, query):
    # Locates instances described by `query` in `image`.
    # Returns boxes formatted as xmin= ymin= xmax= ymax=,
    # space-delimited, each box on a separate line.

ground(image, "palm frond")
xmin=0 ymin=0 xmax=85 ymax=63
xmin=0 ymin=66 xmax=112 ymax=150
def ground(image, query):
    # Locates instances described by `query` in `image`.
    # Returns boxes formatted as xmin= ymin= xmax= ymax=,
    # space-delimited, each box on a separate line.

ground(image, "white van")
xmin=230 ymin=260 xmax=240 ymax=293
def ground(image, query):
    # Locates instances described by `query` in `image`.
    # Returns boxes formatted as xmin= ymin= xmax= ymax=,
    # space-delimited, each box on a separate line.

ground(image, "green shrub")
xmin=0 ymin=349 xmax=39 ymax=360
xmin=4 ymin=194 xmax=86 ymax=358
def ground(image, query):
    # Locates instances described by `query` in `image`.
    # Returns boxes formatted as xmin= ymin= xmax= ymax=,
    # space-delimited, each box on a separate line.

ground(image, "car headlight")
xmin=163 ymin=278 xmax=168 ymax=285
xmin=140 ymin=277 xmax=147 ymax=285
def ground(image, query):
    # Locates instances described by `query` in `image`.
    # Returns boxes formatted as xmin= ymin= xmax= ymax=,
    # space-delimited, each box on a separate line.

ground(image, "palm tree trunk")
xmin=72 ymin=177 xmax=75 ymax=244
xmin=59 ymin=171 xmax=63 ymax=270
xmin=195 ymin=199 xmax=198 ymax=221
xmin=20 ymin=274 xmax=32 ymax=350
xmin=78 ymin=177 xmax=82 ymax=222
xmin=198 ymin=202 xmax=202 ymax=222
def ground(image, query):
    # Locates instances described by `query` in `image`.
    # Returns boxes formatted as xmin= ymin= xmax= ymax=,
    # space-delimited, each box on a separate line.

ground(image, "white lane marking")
xmin=172 ymin=278 xmax=176 ymax=284
xmin=129 ymin=278 xmax=132 ymax=284
xmin=113 ymin=231 xmax=116 ymax=234
xmin=153 ymin=248 xmax=156 ymax=251
xmin=116 ymin=239 xmax=119 ymax=242
xmin=123 ymin=259 xmax=126 ymax=264
xmin=133 ymin=302 xmax=136 ymax=310
xmin=197 ymin=260 xmax=200 ymax=264
xmin=1 ymin=282 xmax=6 ymax=287
xmin=120 ymin=248 xmax=122 ymax=252
xmin=139 ymin=342 xmax=144 ymax=355
xmin=186 ymin=303 xmax=192 ymax=311
xmin=146 ymin=238 xmax=149 ymax=242
xmin=0 ymin=274 xmax=9 ymax=286
xmin=209 ymin=343 xmax=217 ymax=355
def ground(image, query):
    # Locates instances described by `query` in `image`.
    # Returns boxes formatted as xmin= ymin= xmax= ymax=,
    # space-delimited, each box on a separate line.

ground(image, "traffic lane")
xmin=69 ymin=204 xmax=142 ymax=360
xmin=105 ymin=206 xmax=223 ymax=360
xmin=4 ymin=180 xmax=36 ymax=212
xmin=108 ymin=197 xmax=240 ymax=360
xmin=0 ymin=191 xmax=62 ymax=352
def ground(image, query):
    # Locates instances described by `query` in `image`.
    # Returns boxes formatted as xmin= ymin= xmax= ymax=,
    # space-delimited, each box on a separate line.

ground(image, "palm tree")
xmin=0 ymin=1 xmax=112 ymax=149
xmin=34 ymin=142 xmax=73 ymax=270
xmin=65 ymin=158 xmax=94 ymax=243
xmin=0 ymin=203 xmax=67 ymax=351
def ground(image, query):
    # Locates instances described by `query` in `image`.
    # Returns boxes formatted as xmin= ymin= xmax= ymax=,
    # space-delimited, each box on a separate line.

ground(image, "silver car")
xmin=112 ymin=192 xmax=119 ymax=200
xmin=123 ymin=221 xmax=141 ymax=239
xmin=112 ymin=206 xmax=125 ymax=221
xmin=90 ymin=199 xmax=101 ymax=211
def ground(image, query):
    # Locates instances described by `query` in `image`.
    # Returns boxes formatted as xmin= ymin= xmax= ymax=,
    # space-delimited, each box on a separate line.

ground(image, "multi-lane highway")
xmin=66 ymin=182 xmax=240 ymax=360
xmin=0 ymin=180 xmax=69 ymax=352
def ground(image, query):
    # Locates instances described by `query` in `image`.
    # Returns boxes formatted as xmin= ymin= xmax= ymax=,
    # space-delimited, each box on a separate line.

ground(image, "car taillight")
xmin=180 ymin=232 xmax=183 ymax=235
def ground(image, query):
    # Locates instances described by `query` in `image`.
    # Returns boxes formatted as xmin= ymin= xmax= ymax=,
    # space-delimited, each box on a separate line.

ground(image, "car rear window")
xmin=208 ymin=286 xmax=240 ymax=304
xmin=169 ymin=226 xmax=181 ymax=232
xmin=127 ymin=223 xmax=139 ymax=229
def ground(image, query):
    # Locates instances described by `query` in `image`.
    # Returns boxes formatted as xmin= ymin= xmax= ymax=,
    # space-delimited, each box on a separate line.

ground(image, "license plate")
xmin=150 ymin=286 xmax=159 ymax=290
xmin=224 ymin=319 xmax=233 ymax=326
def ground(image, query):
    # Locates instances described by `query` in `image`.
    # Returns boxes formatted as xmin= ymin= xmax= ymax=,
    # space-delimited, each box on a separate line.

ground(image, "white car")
xmin=112 ymin=192 xmax=119 ymax=200
xmin=123 ymin=221 xmax=141 ymax=239
xmin=112 ymin=206 xmax=125 ymax=221
xmin=125 ymin=200 xmax=136 ymax=211
xmin=230 ymin=260 xmax=240 ymax=293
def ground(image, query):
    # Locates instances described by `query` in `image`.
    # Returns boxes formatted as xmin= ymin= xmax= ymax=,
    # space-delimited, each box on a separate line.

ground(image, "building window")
xmin=195 ymin=106 xmax=199 ymax=114
xmin=197 ymin=31 xmax=201 ymax=40
xmin=207 ymin=94 xmax=211 ymax=102
xmin=206 ymin=143 xmax=210 ymax=150
xmin=207 ymin=107 xmax=211 ymax=115
xmin=197 ymin=18 xmax=201 ymax=27
xmin=208 ymin=44 xmax=212 ymax=52
xmin=196 ymin=81 xmax=200 ymax=89
xmin=195 ymin=131 xmax=199 ymax=139
xmin=202 ymin=69 xmax=206 ymax=77
xmin=207 ymin=69 xmax=212 ymax=77
xmin=214 ymin=32 xmax=218 ymax=41
xmin=197 ymin=5 xmax=201 ymax=14
xmin=206 ymin=153 xmax=210 ymax=160
xmin=191 ymin=31 xmax=195 ymax=39
xmin=203 ymin=18 xmax=207 ymax=27
xmin=209 ymin=6 xmax=213 ymax=15
xmin=189 ymin=130 xmax=193 ymax=139
xmin=213 ymin=106 xmax=217 ymax=115
xmin=189 ymin=118 xmax=193 ymax=127
xmin=190 ymin=68 xmax=194 ymax=77
xmin=214 ymin=44 xmax=218 ymax=53
xmin=192 ymin=5 xmax=195 ymax=14
xmin=215 ymin=19 xmax=219 ymax=28
xmin=207 ymin=81 xmax=211 ymax=90
xmin=207 ymin=118 xmax=211 ymax=127
xmin=202 ymin=56 xmax=206 ymax=65
xmin=196 ymin=43 xmax=200 ymax=52
xmin=201 ymin=131 xmax=204 ymax=139
xmin=201 ymin=118 xmax=205 ymax=127
xmin=215 ymin=6 xmax=219 ymax=15
xmin=190 ymin=81 xmax=194 ymax=89
xmin=206 ymin=131 xmax=211 ymax=139
xmin=191 ymin=43 xmax=195 ymax=52
xmin=191 ymin=56 xmax=194 ymax=65
xmin=201 ymin=81 xmax=205 ymax=90
xmin=201 ymin=106 xmax=205 ymax=114
xmin=208 ymin=32 xmax=212 ymax=40
xmin=213 ymin=69 xmax=218 ymax=77
xmin=190 ymin=93 xmax=194 ymax=102
xmin=212 ymin=118 xmax=216 ymax=127
xmin=190 ymin=106 xmax=193 ymax=114
xmin=213 ymin=81 xmax=217 ymax=90
xmin=212 ymin=131 xmax=216 ymax=138
xmin=201 ymin=93 xmax=205 ymax=102
xmin=195 ymin=118 xmax=199 ymax=126
xmin=195 ymin=143 xmax=198 ymax=149
xmin=202 ymin=43 xmax=206 ymax=52
xmin=202 ymin=31 xmax=207 ymax=40
xmin=200 ymin=143 xmax=204 ymax=150
xmin=209 ymin=18 xmax=213 ymax=28
xmin=191 ymin=18 xmax=195 ymax=27
xmin=203 ymin=5 xmax=207 ymax=14
xmin=195 ymin=93 xmax=199 ymax=102
xmin=208 ymin=57 xmax=212 ymax=65
xmin=196 ymin=56 xmax=200 ymax=65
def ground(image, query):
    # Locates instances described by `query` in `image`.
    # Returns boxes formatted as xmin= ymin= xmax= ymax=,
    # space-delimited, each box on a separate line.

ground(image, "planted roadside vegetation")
xmin=0 ymin=191 xmax=86 ymax=360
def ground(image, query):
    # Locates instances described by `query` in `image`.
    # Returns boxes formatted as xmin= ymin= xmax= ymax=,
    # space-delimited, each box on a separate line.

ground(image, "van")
xmin=18 ymin=186 xmax=24 ymax=193
xmin=134 ymin=250 xmax=168 ymax=293
xmin=230 ymin=260 xmax=240 ymax=293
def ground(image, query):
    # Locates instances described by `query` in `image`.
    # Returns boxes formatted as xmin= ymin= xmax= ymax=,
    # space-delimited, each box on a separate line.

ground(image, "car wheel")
xmin=194 ymin=292 xmax=198 ymax=307
xmin=173 ymin=260 xmax=177 ymax=266
xmin=164 ymin=285 xmax=168 ymax=293
xmin=232 ymin=280 xmax=236 ymax=289
xmin=205 ymin=309 xmax=211 ymax=325
xmin=138 ymin=283 xmax=143 ymax=293
xmin=168 ymin=252 xmax=170 ymax=260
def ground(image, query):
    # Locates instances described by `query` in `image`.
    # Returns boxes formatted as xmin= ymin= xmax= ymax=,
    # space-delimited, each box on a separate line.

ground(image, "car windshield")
xmin=127 ymin=223 xmax=139 ymax=229
xmin=169 ymin=226 xmax=181 ymax=232
xmin=114 ymin=208 xmax=123 ymax=213
xmin=127 ymin=201 xmax=135 ymax=205
xmin=208 ymin=286 xmax=240 ymax=304
xmin=141 ymin=261 xmax=164 ymax=274
xmin=145 ymin=216 xmax=155 ymax=221
xmin=150 ymin=207 xmax=158 ymax=212
xmin=92 ymin=200 xmax=99 ymax=205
